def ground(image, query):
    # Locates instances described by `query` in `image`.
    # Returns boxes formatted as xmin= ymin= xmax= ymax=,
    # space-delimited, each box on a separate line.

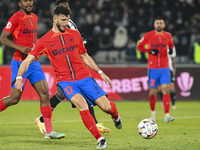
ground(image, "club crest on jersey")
xmin=68 ymin=36 xmax=75 ymax=43
xmin=5 ymin=21 xmax=12 ymax=29
xmin=53 ymin=46 xmax=76 ymax=56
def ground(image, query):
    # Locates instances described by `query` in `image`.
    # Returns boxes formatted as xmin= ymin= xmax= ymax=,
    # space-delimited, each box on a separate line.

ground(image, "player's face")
xmin=59 ymin=2 xmax=70 ymax=11
xmin=55 ymin=14 xmax=70 ymax=32
xmin=19 ymin=0 xmax=33 ymax=15
xmin=154 ymin=19 xmax=165 ymax=32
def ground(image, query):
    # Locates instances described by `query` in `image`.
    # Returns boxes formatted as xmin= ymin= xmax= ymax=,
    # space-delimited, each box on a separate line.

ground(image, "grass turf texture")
xmin=0 ymin=101 xmax=199 ymax=150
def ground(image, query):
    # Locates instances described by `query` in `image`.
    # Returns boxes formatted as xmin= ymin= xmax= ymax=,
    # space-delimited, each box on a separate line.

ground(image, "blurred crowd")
xmin=1 ymin=0 xmax=200 ymax=64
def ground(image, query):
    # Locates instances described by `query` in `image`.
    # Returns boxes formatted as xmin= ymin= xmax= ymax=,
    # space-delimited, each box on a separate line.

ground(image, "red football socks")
xmin=80 ymin=109 xmax=101 ymax=140
xmin=149 ymin=95 xmax=156 ymax=111
xmin=40 ymin=105 xmax=53 ymax=134
xmin=0 ymin=99 xmax=7 ymax=111
xmin=163 ymin=94 xmax=170 ymax=114
xmin=107 ymin=101 xmax=119 ymax=120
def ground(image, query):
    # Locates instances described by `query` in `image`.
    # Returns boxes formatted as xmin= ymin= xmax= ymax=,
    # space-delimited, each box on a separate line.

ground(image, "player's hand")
xmin=85 ymin=39 xmax=95 ymax=48
xmin=81 ymin=34 xmax=95 ymax=48
xmin=149 ymin=49 xmax=159 ymax=55
xmin=168 ymin=48 xmax=173 ymax=55
xmin=100 ymin=73 xmax=113 ymax=88
xmin=19 ymin=46 xmax=31 ymax=54
xmin=15 ymin=78 xmax=23 ymax=92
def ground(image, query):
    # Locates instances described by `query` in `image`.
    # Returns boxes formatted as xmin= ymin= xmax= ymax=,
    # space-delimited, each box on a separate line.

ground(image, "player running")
xmin=15 ymin=6 xmax=122 ymax=149
xmin=0 ymin=0 xmax=65 ymax=138
xmin=137 ymin=17 xmax=175 ymax=123
xmin=34 ymin=0 xmax=110 ymax=135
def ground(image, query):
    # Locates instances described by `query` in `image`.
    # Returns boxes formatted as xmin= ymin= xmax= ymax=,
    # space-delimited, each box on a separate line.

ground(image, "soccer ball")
xmin=138 ymin=119 xmax=158 ymax=139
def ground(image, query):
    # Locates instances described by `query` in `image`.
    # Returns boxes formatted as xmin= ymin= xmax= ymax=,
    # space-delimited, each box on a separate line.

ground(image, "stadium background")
xmin=0 ymin=0 xmax=200 ymax=101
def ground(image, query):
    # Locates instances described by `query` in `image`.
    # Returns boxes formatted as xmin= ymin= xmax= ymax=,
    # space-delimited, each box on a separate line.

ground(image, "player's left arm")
xmin=80 ymin=52 xmax=113 ymax=88
xmin=15 ymin=54 xmax=36 ymax=92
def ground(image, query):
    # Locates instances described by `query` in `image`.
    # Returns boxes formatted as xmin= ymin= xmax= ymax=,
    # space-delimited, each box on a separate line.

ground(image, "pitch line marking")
xmin=0 ymin=116 xmax=200 ymax=125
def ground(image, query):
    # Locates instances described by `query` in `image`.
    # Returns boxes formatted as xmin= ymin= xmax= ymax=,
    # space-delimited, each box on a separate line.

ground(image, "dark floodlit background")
xmin=0 ymin=0 xmax=199 ymax=65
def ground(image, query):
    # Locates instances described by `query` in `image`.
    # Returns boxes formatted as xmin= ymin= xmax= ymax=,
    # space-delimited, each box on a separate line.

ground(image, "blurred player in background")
xmin=34 ymin=0 xmax=111 ymax=135
xmin=0 ymin=0 xmax=65 ymax=139
xmin=15 ymin=6 xmax=122 ymax=148
xmin=137 ymin=17 xmax=175 ymax=123
xmin=158 ymin=46 xmax=177 ymax=110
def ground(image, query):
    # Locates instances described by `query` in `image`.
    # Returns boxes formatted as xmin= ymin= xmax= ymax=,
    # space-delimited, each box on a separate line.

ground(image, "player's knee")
xmin=162 ymin=88 xmax=170 ymax=94
xmin=39 ymin=88 xmax=49 ymax=100
xmin=102 ymin=102 xmax=112 ymax=113
xmin=149 ymin=91 xmax=157 ymax=97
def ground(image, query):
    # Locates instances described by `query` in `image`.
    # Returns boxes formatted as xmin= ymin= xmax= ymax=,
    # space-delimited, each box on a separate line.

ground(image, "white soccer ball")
xmin=138 ymin=119 xmax=158 ymax=139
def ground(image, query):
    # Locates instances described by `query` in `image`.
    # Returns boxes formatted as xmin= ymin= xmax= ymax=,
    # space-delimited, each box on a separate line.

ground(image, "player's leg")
xmin=30 ymin=63 xmax=65 ymax=138
xmin=58 ymin=81 xmax=107 ymax=148
xmin=79 ymin=77 xmax=122 ymax=130
xmin=170 ymin=82 xmax=176 ymax=109
xmin=169 ymin=70 xmax=176 ymax=109
xmin=160 ymin=68 xmax=174 ymax=123
xmin=85 ymin=98 xmax=111 ymax=133
xmin=32 ymin=79 xmax=65 ymax=139
xmin=0 ymin=88 xmax=22 ymax=111
xmin=157 ymin=86 xmax=164 ymax=108
xmin=149 ymin=87 xmax=157 ymax=121
xmin=35 ymin=87 xmax=65 ymax=135
xmin=148 ymin=68 xmax=159 ymax=121
xmin=160 ymin=84 xmax=174 ymax=122
xmin=0 ymin=59 xmax=24 ymax=111
xmin=95 ymin=96 xmax=122 ymax=130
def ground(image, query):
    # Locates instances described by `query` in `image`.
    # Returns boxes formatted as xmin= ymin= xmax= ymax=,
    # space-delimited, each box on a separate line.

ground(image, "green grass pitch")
xmin=0 ymin=101 xmax=199 ymax=150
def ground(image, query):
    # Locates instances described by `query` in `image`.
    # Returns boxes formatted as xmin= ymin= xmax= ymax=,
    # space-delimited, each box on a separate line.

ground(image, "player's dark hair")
xmin=53 ymin=5 xmax=70 ymax=16
xmin=56 ymin=0 xmax=68 ymax=6
xmin=155 ymin=16 xmax=164 ymax=21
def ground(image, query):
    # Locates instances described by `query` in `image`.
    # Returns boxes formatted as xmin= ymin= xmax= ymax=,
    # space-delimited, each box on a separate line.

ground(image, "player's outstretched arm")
xmin=0 ymin=30 xmax=31 ymax=54
xmin=15 ymin=54 xmax=36 ymax=91
xmin=80 ymin=52 xmax=113 ymax=88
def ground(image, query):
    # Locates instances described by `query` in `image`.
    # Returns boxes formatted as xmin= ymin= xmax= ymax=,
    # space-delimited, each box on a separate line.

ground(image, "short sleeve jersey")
xmin=139 ymin=30 xmax=174 ymax=69
xmin=29 ymin=28 xmax=90 ymax=83
xmin=4 ymin=11 xmax=38 ymax=61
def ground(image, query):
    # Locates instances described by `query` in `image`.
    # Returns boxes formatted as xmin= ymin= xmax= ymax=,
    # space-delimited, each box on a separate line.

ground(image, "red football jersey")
xmin=4 ymin=11 xmax=38 ymax=61
xmin=29 ymin=28 xmax=90 ymax=83
xmin=138 ymin=30 xmax=174 ymax=68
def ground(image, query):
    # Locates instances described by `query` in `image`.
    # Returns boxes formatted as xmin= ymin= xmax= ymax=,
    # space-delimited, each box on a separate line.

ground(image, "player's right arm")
xmin=15 ymin=54 xmax=36 ymax=91
xmin=137 ymin=34 xmax=150 ymax=53
xmin=137 ymin=33 xmax=159 ymax=55
xmin=0 ymin=30 xmax=31 ymax=54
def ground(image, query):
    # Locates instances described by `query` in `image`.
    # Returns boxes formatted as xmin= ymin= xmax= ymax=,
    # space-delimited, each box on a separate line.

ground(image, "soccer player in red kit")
xmin=35 ymin=0 xmax=111 ymax=135
xmin=0 ymin=0 xmax=65 ymax=138
xmin=137 ymin=17 xmax=175 ymax=123
xmin=15 ymin=6 xmax=122 ymax=149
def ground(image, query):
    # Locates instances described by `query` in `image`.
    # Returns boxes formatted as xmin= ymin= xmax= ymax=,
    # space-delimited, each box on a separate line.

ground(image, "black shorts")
xmin=170 ymin=71 xmax=175 ymax=82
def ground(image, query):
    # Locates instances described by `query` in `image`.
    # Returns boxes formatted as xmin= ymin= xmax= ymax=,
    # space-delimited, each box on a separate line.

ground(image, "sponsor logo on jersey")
xmin=53 ymin=46 xmax=76 ymax=56
xmin=151 ymin=43 xmax=167 ymax=48
xmin=23 ymin=29 xmax=37 ymax=34
xmin=5 ymin=21 xmax=12 ymax=29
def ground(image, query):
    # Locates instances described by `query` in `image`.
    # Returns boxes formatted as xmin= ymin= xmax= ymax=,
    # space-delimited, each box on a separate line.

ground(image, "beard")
xmin=155 ymin=28 xmax=163 ymax=32
xmin=24 ymin=9 xmax=32 ymax=15
xmin=56 ymin=23 xmax=66 ymax=32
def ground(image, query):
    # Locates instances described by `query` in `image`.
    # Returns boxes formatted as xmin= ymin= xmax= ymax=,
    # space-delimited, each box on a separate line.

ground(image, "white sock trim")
xmin=97 ymin=137 xmax=104 ymax=143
